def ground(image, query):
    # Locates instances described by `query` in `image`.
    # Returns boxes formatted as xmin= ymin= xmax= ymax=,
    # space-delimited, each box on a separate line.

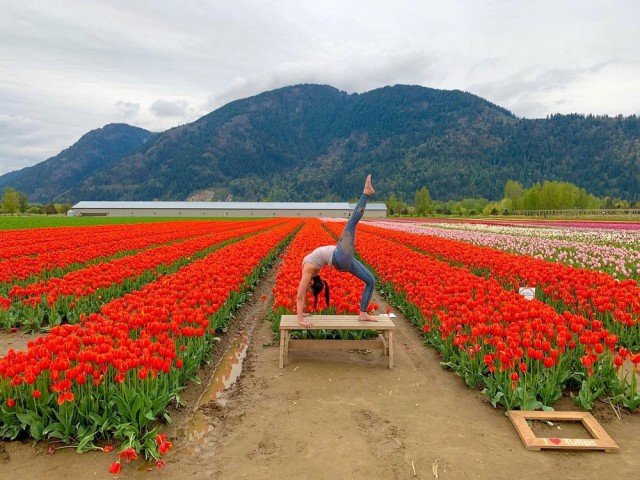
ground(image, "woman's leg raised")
xmin=333 ymin=174 xmax=374 ymax=270
xmin=333 ymin=192 xmax=369 ymax=270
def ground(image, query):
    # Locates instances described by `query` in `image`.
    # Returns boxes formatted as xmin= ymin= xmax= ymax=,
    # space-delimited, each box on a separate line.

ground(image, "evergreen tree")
xmin=43 ymin=203 xmax=57 ymax=215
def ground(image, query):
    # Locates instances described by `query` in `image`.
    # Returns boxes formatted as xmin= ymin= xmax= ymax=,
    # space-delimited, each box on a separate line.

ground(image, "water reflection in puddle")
xmin=198 ymin=332 xmax=250 ymax=408
xmin=178 ymin=331 xmax=250 ymax=448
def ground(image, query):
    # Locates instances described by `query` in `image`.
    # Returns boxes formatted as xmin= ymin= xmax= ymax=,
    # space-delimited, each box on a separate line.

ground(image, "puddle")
xmin=180 ymin=411 xmax=213 ymax=445
xmin=178 ymin=331 xmax=250 ymax=447
xmin=197 ymin=332 xmax=250 ymax=408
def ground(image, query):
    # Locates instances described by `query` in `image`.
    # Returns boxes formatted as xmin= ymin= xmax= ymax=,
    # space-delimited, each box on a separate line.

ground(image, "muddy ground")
xmin=0 ymin=262 xmax=639 ymax=480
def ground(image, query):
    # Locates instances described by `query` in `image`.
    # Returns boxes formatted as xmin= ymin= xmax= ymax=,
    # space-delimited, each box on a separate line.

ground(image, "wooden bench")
xmin=279 ymin=315 xmax=395 ymax=369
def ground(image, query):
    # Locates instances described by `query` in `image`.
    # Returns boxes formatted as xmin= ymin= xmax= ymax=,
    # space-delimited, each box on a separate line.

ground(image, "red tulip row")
xmin=0 ymin=223 xmax=153 ymax=260
xmin=0 ymin=221 xmax=240 ymax=287
xmin=1 ymin=219 xmax=284 ymax=329
xmin=323 ymin=223 xmax=640 ymax=411
xmin=0 ymin=219 xmax=299 ymax=459
xmin=360 ymin=224 xmax=640 ymax=349
xmin=0 ymin=221 xmax=208 ymax=261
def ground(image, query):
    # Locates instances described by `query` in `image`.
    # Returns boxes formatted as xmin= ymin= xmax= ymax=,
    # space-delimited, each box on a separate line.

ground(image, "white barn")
xmin=69 ymin=201 xmax=388 ymax=218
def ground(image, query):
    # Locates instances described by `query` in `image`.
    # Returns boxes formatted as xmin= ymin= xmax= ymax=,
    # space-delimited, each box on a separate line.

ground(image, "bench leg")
xmin=388 ymin=331 xmax=394 ymax=369
xmin=379 ymin=333 xmax=388 ymax=356
xmin=284 ymin=332 xmax=290 ymax=357
xmin=279 ymin=330 xmax=285 ymax=368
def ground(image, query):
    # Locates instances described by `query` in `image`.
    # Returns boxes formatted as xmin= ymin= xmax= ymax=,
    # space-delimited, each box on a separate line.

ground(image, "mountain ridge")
xmin=0 ymin=123 xmax=154 ymax=203
xmin=1 ymin=84 xmax=638 ymax=203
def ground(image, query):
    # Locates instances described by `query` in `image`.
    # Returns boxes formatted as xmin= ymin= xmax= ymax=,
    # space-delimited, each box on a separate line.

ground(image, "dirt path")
xmin=0 ymin=331 xmax=35 ymax=357
xmin=1 ymin=261 xmax=639 ymax=480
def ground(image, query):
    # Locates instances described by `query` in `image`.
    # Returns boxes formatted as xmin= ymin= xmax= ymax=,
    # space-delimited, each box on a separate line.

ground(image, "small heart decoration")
xmin=549 ymin=438 xmax=562 ymax=445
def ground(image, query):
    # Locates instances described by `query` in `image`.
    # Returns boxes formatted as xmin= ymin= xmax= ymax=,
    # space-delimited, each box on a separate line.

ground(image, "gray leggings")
xmin=332 ymin=193 xmax=376 ymax=311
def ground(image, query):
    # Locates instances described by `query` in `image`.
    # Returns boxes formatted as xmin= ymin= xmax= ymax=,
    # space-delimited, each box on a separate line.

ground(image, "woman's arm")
xmin=296 ymin=267 xmax=314 ymax=327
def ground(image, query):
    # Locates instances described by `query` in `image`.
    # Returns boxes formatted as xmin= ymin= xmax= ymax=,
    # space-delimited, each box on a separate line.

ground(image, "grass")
xmin=0 ymin=216 xmax=255 ymax=230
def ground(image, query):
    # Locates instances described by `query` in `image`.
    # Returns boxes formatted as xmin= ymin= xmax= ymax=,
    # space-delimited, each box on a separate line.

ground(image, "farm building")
xmin=68 ymin=201 xmax=388 ymax=218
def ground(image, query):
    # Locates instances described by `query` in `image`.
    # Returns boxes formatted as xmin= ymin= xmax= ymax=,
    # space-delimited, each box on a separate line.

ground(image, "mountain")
xmin=65 ymin=84 xmax=525 ymax=202
xmin=2 ymin=84 xmax=639 ymax=203
xmin=0 ymin=124 xmax=154 ymax=203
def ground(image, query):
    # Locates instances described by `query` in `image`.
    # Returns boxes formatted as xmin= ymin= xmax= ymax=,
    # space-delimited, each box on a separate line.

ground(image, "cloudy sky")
xmin=1 ymin=0 xmax=639 ymax=175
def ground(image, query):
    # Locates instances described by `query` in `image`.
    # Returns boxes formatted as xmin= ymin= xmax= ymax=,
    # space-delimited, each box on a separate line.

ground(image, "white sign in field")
xmin=519 ymin=287 xmax=536 ymax=301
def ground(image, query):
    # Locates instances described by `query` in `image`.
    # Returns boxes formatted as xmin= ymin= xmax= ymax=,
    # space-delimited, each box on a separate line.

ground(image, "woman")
xmin=296 ymin=174 xmax=376 ymax=327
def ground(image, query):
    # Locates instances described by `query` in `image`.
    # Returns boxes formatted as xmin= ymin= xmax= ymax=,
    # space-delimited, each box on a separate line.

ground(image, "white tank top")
xmin=302 ymin=245 xmax=336 ymax=268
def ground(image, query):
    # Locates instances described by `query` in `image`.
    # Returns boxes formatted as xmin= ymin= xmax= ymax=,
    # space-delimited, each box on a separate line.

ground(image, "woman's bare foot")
xmin=363 ymin=174 xmax=374 ymax=196
xmin=358 ymin=311 xmax=377 ymax=321
xmin=298 ymin=312 xmax=313 ymax=328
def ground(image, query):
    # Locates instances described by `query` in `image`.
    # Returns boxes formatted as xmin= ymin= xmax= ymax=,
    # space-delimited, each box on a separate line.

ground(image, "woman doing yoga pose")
xmin=296 ymin=174 xmax=376 ymax=327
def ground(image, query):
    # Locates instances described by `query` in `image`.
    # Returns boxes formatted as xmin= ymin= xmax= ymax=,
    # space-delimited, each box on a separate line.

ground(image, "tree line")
xmin=1 ymin=187 xmax=72 ymax=215
xmin=386 ymin=180 xmax=639 ymax=216
xmin=3 ymin=179 xmax=637 ymax=218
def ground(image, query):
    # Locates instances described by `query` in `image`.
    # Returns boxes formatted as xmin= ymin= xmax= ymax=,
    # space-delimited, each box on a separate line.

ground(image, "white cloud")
xmin=149 ymin=99 xmax=192 ymax=118
xmin=115 ymin=101 xmax=141 ymax=119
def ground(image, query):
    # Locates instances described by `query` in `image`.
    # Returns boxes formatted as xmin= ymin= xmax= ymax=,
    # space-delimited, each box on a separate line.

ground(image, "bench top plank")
xmin=280 ymin=314 xmax=395 ymax=330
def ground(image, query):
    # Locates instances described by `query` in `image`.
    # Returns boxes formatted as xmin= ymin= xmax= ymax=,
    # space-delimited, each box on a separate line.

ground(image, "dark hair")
xmin=310 ymin=274 xmax=330 ymax=309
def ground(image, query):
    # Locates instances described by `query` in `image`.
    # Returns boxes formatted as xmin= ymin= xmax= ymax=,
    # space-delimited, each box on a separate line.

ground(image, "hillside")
xmin=2 ymin=85 xmax=638 ymax=203
xmin=0 ymin=124 xmax=154 ymax=204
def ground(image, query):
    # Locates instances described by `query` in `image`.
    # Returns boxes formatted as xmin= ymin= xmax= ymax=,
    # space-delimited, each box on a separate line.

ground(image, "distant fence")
xmin=514 ymin=209 xmax=640 ymax=218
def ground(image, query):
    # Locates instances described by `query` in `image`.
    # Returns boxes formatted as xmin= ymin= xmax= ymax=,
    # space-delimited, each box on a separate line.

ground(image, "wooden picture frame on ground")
xmin=508 ymin=410 xmax=619 ymax=452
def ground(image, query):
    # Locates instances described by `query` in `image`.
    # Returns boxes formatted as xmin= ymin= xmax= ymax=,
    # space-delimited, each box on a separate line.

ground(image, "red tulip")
xmin=119 ymin=447 xmax=138 ymax=463
xmin=156 ymin=434 xmax=172 ymax=455
xmin=109 ymin=461 xmax=122 ymax=474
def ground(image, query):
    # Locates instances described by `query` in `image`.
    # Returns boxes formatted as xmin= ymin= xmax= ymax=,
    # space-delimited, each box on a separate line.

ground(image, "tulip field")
xmin=0 ymin=218 xmax=300 ymax=469
xmin=0 ymin=217 xmax=639 ymax=470
xmin=345 ymin=220 xmax=640 ymax=411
